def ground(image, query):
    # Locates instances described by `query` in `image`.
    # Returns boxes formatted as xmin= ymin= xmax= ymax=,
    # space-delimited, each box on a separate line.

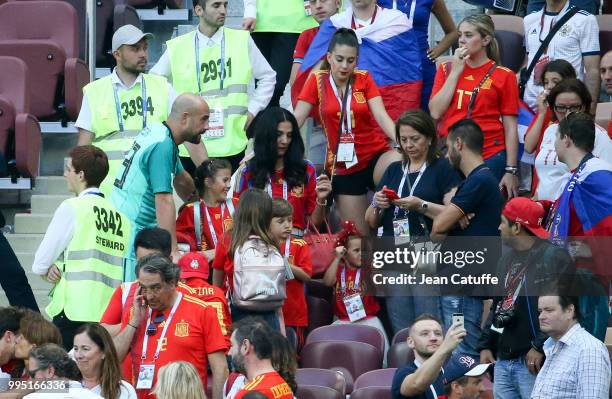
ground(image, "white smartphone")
xmin=452 ymin=313 xmax=464 ymax=329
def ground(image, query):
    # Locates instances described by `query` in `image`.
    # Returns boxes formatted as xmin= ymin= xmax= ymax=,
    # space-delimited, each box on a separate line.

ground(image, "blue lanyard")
xmin=112 ymin=76 xmax=148 ymax=132
xmin=195 ymin=29 xmax=226 ymax=93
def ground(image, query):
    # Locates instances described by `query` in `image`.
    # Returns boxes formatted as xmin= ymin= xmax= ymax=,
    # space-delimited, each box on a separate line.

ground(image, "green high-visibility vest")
xmin=254 ymin=0 xmax=317 ymax=33
xmin=166 ymin=27 xmax=250 ymax=158
xmin=83 ymin=74 xmax=169 ymax=197
xmin=46 ymin=194 xmax=131 ymax=322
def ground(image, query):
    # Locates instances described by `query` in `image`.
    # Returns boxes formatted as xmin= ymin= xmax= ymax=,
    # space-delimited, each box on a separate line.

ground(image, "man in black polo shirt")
xmin=392 ymin=314 xmax=466 ymax=399
xmin=431 ymin=119 xmax=504 ymax=358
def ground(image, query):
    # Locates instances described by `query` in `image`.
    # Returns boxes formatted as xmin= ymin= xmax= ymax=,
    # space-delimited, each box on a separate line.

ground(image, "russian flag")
xmin=549 ymin=157 xmax=612 ymax=283
xmin=300 ymin=7 xmax=422 ymax=121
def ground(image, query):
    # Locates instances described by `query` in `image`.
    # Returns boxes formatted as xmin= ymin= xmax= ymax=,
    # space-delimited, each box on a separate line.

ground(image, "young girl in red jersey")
xmin=270 ymin=199 xmax=312 ymax=351
xmin=322 ymin=220 xmax=388 ymax=355
xmin=176 ymin=159 xmax=236 ymax=262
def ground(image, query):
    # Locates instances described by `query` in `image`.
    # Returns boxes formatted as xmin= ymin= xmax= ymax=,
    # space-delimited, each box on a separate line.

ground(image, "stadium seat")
xmin=490 ymin=15 xmax=525 ymax=73
xmin=350 ymin=386 xmax=392 ymax=399
xmin=300 ymin=341 xmax=383 ymax=393
xmin=296 ymin=385 xmax=343 ymax=399
xmin=127 ymin=0 xmax=184 ymax=9
xmin=391 ymin=327 xmax=410 ymax=345
xmin=0 ymin=1 xmax=89 ymax=121
xmin=597 ymin=15 xmax=612 ymax=56
xmin=353 ymin=368 xmax=397 ymax=390
xmin=296 ymin=368 xmax=346 ymax=396
xmin=306 ymin=296 xmax=333 ymax=335
xmin=387 ymin=342 xmax=414 ymax=369
xmin=306 ymin=279 xmax=333 ymax=302
xmin=0 ymin=56 xmax=41 ymax=178
xmin=305 ymin=324 xmax=385 ymax=355
xmin=596 ymin=102 xmax=612 ymax=131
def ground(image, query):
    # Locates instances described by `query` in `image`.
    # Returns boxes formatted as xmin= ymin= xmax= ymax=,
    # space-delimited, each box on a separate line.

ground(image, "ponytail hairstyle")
xmin=193 ymin=158 xmax=232 ymax=198
xmin=459 ymin=14 xmax=500 ymax=64
xmin=229 ymin=189 xmax=277 ymax=258
xmin=321 ymin=27 xmax=360 ymax=71
xmin=335 ymin=220 xmax=362 ymax=247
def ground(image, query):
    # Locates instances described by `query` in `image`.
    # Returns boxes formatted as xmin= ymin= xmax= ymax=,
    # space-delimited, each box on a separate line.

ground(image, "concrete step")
xmin=15 ymin=251 xmax=34 ymax=271
xmin=0 ymin=291 xmax=50 ymax=312
xmin=5 ymin=233 xmax=44 ymax=253
xmin=31 ymin=194 xmax=71 ymax=215
xmin=14 ymin=213 xmax=53 ymax=234
xmin=33 ymin=176 xmax=70 ymax=195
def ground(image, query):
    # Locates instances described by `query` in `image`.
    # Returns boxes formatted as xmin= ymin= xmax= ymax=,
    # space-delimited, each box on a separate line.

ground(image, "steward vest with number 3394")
xmin=83 ymin=74 xmax=169 ymax=197
xmin=46 ymin=194 xmax=131 ymax=322
xmin=166 ymin=27 xmax=250 ymax=158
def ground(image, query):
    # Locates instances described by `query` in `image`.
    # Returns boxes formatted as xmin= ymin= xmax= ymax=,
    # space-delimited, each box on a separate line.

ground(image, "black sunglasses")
xmin=27 ymin=366 xmax=47 ymax=378
xmin=146 ymin=313 xmax=166 ymax=336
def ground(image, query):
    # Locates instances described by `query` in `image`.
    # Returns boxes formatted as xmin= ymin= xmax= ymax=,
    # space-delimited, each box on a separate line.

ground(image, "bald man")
xmin=112 ymin=93 xmax=210 ymax=280
xmin=601 ymin=50 xmax=612 ymax=101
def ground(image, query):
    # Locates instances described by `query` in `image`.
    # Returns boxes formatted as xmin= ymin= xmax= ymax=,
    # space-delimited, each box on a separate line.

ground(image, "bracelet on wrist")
xmin=504 ymin=166 xmax=519 ymax=176
xmin=316 ymin=198 xmax=328 ymax=207
xmin=127 ymin=322 xmax=138 ymax=329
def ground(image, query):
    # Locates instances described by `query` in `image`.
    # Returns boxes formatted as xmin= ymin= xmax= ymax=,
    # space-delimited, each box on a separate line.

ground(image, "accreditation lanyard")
xmin=195 ymin=29 xmax=226 ymax=93
xmin=329 ymin=75 xmax=353 ymax=138
xmin=393 ymin=162 xmax=427 ymax=219
xmin=283 ymin=239 xmax=291 ymax=260
xmin=113 ymin=76 xmax=148 ymax=132
xmin=266 ymin=176 xmax=288 ymax=200
xmin=538 ymin=7 xmax=557 ymax=46
xmin=203 ymin=202 xmax=228 ymax=248
xmin=341 ymin=267 xmax=361 ymax=295
xmin=351 ymin=5 xmax=378 ymax=28
xmin=391 ymin=0 xmax=417 ymax=21
xmin=140 ymin=292 xmax=182 ymax=362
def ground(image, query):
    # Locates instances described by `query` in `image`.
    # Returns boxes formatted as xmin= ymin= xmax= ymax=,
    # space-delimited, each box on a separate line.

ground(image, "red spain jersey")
xmin=431 ymin=60 xmax=519 ymax=160
xmin=280 ymin=238 xmax=312 ymax=327
xmin=298 ymin=70 xmax=389 ymax=175
xmin=235 ymin=371 xmax=294 ymax=399
xmin=234 ymin=162 xmax=317 ymax=231
xmin=333 ymin=265 xmax=380 ymax=321
xmin=212 ymin=233 xmax=233 ymax=295
xmin=176 ymin=198 xmax=237 ymax=251
xmin=181 ymin=277 xmax=231 ymax=346
xmin=127 ymin=294 xmax=228 ymax=399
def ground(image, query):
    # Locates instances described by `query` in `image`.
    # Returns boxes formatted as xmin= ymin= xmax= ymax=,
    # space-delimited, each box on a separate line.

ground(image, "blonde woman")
xmin=152 ymin=361 xmax=206 ymax=399
xmin=429 ymin=14 xmax=519 ymax=197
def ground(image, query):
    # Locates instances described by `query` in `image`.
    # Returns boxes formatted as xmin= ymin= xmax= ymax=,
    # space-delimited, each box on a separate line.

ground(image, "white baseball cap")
xmin=112 ymin=24 xmax=154 ymax=52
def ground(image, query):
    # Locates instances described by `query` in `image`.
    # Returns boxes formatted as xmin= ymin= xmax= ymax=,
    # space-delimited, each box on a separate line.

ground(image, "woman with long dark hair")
xmin=294 ymin=28 xmax=400 ymax=235
xmin=73 ymin=323 xmax=136 ymax=399
xmin=234 ymin=107 xmax=330 ymax=237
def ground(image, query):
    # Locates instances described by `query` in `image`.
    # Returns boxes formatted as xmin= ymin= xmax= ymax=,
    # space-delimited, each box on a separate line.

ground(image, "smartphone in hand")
xmin=382 ymin=187 xmax=400 ymax=201
xmin=452 ymin=313 xmax=464 ymax=329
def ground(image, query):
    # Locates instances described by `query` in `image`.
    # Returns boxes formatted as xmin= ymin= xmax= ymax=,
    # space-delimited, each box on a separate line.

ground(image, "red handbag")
xmin=304 ymin=219 xmax=337 ymax=278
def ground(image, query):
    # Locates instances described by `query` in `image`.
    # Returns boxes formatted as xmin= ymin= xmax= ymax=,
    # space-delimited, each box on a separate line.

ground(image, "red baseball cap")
xmin=177 ymin=252 xmax=209 ymax=280
xmin=502 ymin=197 xmax=549 ymax=239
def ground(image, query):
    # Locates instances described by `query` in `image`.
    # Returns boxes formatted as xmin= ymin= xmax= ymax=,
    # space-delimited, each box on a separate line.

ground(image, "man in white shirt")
xmin=75 ymin=25 xmax=180 ymax=196
xmin=24 ymin=344 xmax=103 ymax=399
xmin=151 ymin=0 xmax=276 ymax=173
xmin=531 ymin=295 xmax=611 ymax=398
xmin=523 ymin=0 xmax=600 ymax=112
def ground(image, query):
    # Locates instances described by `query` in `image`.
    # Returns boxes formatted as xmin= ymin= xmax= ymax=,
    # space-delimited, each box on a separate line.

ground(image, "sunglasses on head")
xmin=146 ymin=313 xmax=166 ymax=336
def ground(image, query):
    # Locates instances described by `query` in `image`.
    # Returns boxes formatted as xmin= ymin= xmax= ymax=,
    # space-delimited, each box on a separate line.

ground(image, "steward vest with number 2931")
xmin=83 ymin=74 xmax=169 ymax=197
xmin=166 ymin=27 xmax=251 ymax=158
xmin=46 ymin=194 xmax=131 ymax=322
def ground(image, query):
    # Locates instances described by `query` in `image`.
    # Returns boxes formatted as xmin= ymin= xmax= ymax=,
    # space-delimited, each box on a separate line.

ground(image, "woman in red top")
xmin=322 ymin=221 xmax=388 ymax=353
xmin=429 ymin=14 xmax=519 ymax=198
xmin=523 ymin=60 xmax=576 ymax=194
xmin=234 ymin=107 xmax=330 ymax=237
xmin=176 ymin=159 xmax=236 ymax=262
xmin=294 ymin=28 xmax=400 ymax=235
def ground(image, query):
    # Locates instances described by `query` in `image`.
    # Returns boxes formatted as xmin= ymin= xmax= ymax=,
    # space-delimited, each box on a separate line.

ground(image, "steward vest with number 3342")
xmin=46 ymin=194 xmax=131 ymax=322
xmin=83 ymin=74 xmax=169 ymax=197
xmin=166 ymin=27 xmax=251 ymax=158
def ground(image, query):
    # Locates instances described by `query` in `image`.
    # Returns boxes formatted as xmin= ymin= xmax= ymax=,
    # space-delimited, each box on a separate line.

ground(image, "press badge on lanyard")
xmin=195 ymin=32 xmax=226 ymax=139
xmin=341 ymin=268 xmax=366 ymax=322
xmin=330 ymin=76 xmax=357 ymax=167
xmin=393 ymin=162 xmax=427 ymax=246
xmin=136 ymin=293 xmax=183 ymax=390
